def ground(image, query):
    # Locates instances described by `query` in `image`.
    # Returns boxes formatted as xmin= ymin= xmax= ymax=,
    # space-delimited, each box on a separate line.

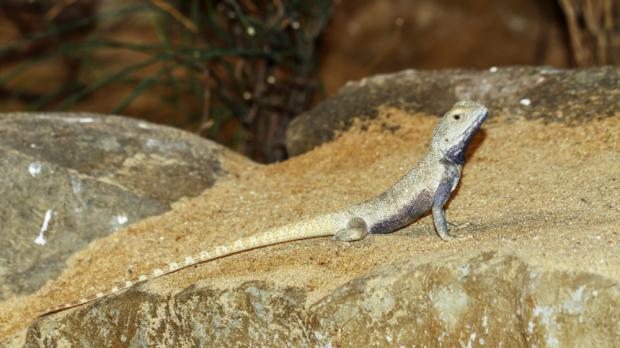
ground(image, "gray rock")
xmin=21 ymin=253 xmax=620 ymax=347
xmin=286 ymin=66 xmax=620 ymax=156
xmin=309 ymin=253 xmax=620 ymax=347
xmin=0 ymin=113 xmax=241 ymax=300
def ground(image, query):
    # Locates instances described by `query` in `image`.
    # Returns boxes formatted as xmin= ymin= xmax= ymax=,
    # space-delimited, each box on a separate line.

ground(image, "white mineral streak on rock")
xmin=35 ymin=209 xmax=53 ymax=245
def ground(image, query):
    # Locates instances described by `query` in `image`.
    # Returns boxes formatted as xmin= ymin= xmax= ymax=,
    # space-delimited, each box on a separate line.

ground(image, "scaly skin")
xmin=39 ymin=100 xmax=488 ymax=316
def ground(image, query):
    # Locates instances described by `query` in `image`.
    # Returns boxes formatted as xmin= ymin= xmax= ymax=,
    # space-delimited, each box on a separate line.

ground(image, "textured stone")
xmin=286 ymin=66 xmax=620 ymax=156
xmin=309 ymin=253 xmax=620 ymax=347
xmin=25 ymin=282 xmax=307 ymax=347
xmin=21 ymin=253 xmax=620 ymax=347
xmin=0 ymin=113 xmax=242 ymax=300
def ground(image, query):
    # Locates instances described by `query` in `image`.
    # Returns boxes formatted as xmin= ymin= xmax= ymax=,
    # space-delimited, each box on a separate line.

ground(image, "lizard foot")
xmin=448 ymin=221 xmax=471 ymax=229
xmin=333 ymin=217 xmax=369 ymax=242
xmin=333 ymin=227 xmax=368 ymax=242
xmin=437 ymin=222 xmax=473 ymax=241
xmin=438 ymin=232 xmax=473 ymax=242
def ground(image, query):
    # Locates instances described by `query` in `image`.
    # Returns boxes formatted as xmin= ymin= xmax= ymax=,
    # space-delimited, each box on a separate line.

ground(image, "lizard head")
xmin=431 ymin=101 xmax=488 ymax=165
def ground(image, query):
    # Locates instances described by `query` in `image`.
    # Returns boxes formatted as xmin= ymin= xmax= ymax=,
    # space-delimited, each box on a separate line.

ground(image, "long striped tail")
xmin=38 ymin=212 xmax=348 ymax=317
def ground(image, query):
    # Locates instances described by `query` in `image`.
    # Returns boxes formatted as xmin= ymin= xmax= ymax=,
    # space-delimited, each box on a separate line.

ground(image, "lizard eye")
xmin=453 ymin=114 xmax=461 ymax=120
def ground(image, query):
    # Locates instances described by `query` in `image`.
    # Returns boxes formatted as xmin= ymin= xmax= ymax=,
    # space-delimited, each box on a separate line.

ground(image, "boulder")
xmin=286 ymin=66 xmax=620 ymax=156
xmin=0 ymin=113 xmax=247 ymax=300
xmin=22 ymin=254 xmax=620 ymax=347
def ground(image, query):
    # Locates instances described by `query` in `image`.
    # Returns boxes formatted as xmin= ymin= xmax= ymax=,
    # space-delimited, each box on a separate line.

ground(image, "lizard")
xmin=39 ymin=100 xmax=488 ymax=316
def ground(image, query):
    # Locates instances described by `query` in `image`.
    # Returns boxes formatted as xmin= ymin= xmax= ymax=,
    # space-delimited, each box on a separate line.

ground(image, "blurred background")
xmin=0 ymin=0 xmax=618 ymax=162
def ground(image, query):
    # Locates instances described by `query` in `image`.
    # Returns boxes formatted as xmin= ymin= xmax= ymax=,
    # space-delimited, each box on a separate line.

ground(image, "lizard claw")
xmin=447 ymin=221 xmax=471 ymax=229
xmin=439 ymin=233 xmax=473 ymax=242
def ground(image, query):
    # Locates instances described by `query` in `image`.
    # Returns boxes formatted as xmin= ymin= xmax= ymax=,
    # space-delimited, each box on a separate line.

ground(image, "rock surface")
xmin=21 ymin=253 xmax=620 ymax=347
xmin=0 ymin=113 xmax=249 ymax=300
xmin=286 ymin=66 xmax=620 ymax=156
xmin=1 ymin=69 xmax=619 ymax=347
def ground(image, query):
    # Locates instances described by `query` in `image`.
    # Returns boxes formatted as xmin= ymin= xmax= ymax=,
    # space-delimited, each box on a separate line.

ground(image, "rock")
xmin=0 ymin=113 xmax=245 ymax=300
xmin=309 ymin=253 xmax=620 ymax=347
xmin=286 ymin=66 xmax=620 ymax=156
xmin=21 ymin=253 xmax=620 ymax=347
xmin=24 ymin=281 xmax=308 ymax=347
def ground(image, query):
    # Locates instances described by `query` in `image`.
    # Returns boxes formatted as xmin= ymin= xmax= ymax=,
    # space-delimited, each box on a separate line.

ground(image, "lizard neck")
xmin=427 ymin=141 xmax=470 ymax=166
xmin=425 ymin=148 xmax=456 ymax=165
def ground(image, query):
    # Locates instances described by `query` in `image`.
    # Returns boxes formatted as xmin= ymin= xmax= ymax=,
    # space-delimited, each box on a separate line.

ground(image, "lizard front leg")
xmin=432 ymin=203 xmax=455 ymax=241
xmin=432 ymin=180 xmax=468 ymax=241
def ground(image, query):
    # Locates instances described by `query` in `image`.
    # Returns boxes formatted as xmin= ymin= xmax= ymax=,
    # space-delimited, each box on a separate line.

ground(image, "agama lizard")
xmin=40 ymin=100 xmax=488 ymax=316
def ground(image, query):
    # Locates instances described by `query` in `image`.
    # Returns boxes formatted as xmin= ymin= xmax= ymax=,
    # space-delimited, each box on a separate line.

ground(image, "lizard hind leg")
xmin=332 ymin=216 xmax=369 ymax=242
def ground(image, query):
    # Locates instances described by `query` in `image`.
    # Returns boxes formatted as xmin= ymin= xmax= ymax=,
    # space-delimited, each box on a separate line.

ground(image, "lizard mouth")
xmin=459 ymin=110 xmax=488 ymax=139
xmin=481 ymin=110 xmax=489 ymax=123
xmin=475 ymin=110 xmax=489 ymax=127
